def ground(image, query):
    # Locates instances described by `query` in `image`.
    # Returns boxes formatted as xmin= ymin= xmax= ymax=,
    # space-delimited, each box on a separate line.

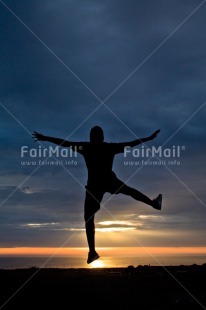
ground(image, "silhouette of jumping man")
xmin=32 ymin=127 xmax=162 ymax=264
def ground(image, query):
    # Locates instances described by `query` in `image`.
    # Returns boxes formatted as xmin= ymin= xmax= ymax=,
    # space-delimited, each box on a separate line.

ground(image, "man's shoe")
xmin=153 ymin=194 xmax=162 ymax=210
xmin=87 ymin=251 xmax=100 ymax=264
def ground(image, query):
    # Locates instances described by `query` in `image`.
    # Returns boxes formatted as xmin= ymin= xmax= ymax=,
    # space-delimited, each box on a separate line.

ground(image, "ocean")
xmin=0 ymin=255 xmax=206 ymax=269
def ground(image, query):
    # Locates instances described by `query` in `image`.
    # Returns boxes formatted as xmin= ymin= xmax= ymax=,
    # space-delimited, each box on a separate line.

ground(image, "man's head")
xmin=90 ymin=126 xmax=104 ymax=142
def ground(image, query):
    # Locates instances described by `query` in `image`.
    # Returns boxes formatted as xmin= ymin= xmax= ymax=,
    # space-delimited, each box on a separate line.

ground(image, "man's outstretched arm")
xmin=32 ymin=131 xmax=77 ymax=148
xmin=117 ymin=129 xmax=161 ymax=149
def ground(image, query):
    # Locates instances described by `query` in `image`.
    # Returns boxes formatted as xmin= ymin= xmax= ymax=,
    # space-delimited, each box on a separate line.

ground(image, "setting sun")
xmin=90 ymin=260 xmax=104 ymax=268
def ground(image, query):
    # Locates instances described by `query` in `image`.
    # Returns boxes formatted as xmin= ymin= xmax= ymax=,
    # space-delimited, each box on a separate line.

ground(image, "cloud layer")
xmin=0 ymin=0 xmax=206 ymax=248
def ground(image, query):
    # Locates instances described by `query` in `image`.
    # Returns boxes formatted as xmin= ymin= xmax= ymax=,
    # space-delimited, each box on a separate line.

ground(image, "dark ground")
xmin=0 ymin=264 xmax=206 ymax=310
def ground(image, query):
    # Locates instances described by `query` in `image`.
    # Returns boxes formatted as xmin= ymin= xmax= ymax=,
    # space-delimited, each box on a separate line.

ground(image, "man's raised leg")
xmin=119 ymin=185 xmax=162 ymax=210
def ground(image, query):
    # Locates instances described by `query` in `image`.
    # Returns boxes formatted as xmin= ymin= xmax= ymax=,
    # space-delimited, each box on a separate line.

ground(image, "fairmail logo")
xmin=21 ymin=145 xmax=78 ymax=158
xmin=124 ymin=145 xmax=185 ymax=159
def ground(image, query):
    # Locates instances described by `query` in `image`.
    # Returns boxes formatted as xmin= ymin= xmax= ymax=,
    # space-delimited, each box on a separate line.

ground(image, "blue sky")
xmin=0 ymin=0 xmax=206 ymax=249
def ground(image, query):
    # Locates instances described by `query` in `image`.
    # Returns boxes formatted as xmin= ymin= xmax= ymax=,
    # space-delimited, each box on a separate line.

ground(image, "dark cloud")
xmin=0 ymin=0 xmax=206 ymax=247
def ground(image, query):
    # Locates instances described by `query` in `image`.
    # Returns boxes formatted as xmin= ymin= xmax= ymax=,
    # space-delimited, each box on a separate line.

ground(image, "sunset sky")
xmin=0 ymin=0 xmax=206 ymax=262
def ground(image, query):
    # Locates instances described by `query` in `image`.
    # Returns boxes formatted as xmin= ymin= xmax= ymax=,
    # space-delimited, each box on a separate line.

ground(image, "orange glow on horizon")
xmin=0 ymin=247 xmax=206 ymax=257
